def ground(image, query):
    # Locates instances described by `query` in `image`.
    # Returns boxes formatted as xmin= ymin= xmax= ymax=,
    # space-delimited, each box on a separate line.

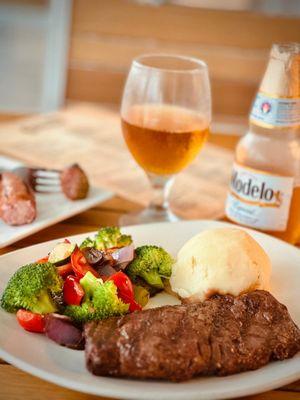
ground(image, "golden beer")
xmin=122 ymin=104 xmax=209 ymax=175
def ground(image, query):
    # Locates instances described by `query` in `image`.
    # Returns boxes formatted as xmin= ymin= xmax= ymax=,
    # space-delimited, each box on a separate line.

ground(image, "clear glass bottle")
xmin=226 ymin=43 xmax=300 ymax=244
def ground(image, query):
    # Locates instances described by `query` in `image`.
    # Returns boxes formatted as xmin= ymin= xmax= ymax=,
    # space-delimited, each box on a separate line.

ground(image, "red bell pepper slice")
xmin=16 ymin=309 xmax=45 ymax=333
xmin=56 ymin=262 xmax=73 ymax=277
xmin=107 ymin=271 xmax=142 ymax=312
xmin=108 ymin=271 xmax=133 ymax=299
xmin=63 ymin=275 xmax=85 ymax=306
xmin=36 ymin=256 xmax=49 ymax=264
xmin=127 ymin=298 xmax=142 ymax=312
xmin=71 ymin=246 xmax=99 ymax=279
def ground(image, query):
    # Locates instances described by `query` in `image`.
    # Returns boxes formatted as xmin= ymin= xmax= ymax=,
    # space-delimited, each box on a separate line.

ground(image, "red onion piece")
xmin=44 ymin=313 xmax=84 ymax=350
xmin=111 ymin=244 xmax=135 ymax=270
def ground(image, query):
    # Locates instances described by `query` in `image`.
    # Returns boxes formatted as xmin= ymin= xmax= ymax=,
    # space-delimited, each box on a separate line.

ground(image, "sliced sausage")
xmin=0 ymin=172 xmax=36 ymax=225
xmin=60 ymin=163 xmax=89 ymax=200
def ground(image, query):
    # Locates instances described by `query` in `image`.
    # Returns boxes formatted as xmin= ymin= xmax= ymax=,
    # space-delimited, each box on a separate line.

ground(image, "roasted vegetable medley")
xmin=0 ymin=227 xmax=174 ymax=345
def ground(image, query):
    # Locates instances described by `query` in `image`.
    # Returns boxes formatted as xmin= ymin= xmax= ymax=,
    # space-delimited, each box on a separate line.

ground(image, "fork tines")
xmin=29 ymin=167 xmax=61 ymax=193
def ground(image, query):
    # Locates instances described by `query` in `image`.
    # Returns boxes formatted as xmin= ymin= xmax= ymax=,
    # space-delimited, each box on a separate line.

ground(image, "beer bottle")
xmin=225 ymin=43 xmax=300 ymax=244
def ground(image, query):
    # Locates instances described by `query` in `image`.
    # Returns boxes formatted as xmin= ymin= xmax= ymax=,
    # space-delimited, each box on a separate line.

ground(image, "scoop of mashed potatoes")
xmin=170 ymin=228 xmax=271 ymax=302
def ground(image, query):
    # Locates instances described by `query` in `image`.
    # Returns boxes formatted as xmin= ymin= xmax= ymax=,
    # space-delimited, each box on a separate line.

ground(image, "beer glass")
xmin=120 ymin=54 xmax=211 ymax=224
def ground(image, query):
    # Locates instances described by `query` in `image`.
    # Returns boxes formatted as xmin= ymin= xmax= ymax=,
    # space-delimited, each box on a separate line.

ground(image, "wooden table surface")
xmin=0 ymin=131 xmax=299 ymax=400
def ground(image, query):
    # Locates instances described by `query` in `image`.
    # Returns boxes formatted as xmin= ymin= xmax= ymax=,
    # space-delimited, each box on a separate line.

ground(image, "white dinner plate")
xmin=0 ymin=220 xmax=299 ymax=400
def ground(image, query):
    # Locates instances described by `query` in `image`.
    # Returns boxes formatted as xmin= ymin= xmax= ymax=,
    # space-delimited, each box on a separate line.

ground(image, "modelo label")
xmin=250 ymin=92 xmax=300 ymax=128
xmin=226 ymin=163 xmax=294 ymax=231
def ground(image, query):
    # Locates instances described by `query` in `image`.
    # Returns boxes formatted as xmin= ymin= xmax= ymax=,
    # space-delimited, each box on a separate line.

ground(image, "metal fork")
xmin=11 ymin=166 xmax=61 ymax=193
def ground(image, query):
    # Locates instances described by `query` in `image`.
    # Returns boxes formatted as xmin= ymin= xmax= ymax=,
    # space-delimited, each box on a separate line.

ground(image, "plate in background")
xmin=0 ymin=155 xmax=112 ymax=248
xmin=0 ymin=187 xmax=112 ymax=248
xmin=0 ymin=220 xmax=299 ymax=399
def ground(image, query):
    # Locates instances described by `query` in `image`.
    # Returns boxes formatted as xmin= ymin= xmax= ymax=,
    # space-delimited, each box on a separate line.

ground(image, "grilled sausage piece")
xmin=60 ymin=164 xmax=89 ymax=200
xmin=84 ymin=290 xmax=300 ymax=382
xmin=0 ymin=172 xmax=36 ymax=225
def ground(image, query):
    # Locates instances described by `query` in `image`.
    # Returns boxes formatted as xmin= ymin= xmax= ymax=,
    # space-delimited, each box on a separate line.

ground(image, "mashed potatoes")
xmin=170 ymin=228 xmax=271 ymax=302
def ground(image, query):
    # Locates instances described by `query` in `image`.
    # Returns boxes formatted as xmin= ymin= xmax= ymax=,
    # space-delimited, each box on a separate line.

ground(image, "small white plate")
xmin=0 ymin=220 xmax=299 ymax=400
xmin=0 ymin=152 xmax=112 ymax=248
xmin=0 ymin=187 xmax=112 ymax=248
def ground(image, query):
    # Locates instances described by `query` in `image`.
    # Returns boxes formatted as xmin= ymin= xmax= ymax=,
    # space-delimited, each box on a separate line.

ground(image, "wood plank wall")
xmin=67 ymin=0 xmax=300 ymax=117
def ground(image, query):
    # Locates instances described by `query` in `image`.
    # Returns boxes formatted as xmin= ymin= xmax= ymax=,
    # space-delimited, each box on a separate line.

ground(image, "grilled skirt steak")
xmin=84 ymin=290 xmax=300 ymax=381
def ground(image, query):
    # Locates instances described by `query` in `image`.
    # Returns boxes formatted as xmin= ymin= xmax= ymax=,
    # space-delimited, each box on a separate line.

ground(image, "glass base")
xmin=119 ymin=206 xmax=181 ymax=226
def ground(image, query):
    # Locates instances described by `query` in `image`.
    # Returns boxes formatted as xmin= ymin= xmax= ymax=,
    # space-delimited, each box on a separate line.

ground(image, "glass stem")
xmin=147 ymin=173 xmax=175 ymax=212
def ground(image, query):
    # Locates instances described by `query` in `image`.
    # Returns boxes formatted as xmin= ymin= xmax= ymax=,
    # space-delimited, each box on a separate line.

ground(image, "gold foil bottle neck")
xmin=260 ymin=43 xmax=300 ymax=98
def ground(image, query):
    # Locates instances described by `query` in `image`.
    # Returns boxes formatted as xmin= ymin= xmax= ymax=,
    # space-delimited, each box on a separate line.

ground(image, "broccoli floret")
xmin=126 ymin=245 xmax=174 ymax=289
xmin=1 ymin=262 xmax=63 ymax=314
xmin=95 ymin=227 xmax=132 ymax=250
xmin=64 ymin=272 xmax=129 ymax=324
xmin=79 ymin=237 xmax=94 ymax=250
xmin=79 ymin=227 xmax=132 ymax=250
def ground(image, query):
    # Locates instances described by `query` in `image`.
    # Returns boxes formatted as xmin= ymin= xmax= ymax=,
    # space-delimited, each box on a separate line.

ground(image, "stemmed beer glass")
xmin=120 ymin=54 xmax=211 ymax=225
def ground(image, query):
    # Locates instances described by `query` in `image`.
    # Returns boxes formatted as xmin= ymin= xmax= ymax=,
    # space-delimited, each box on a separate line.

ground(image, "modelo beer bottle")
xmin=225 ymin=43 xmax=300 ymax=244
